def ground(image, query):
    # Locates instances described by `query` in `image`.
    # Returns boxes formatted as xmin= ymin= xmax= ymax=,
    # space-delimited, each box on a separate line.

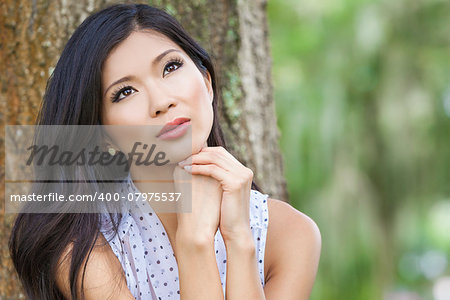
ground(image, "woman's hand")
xmin=172 ymin=164 xmax=226 ymax=300
xmin=172 ymin=164 xmax=223 ymax=242
xmin=178 ymin=146 xmax=254 ymax=244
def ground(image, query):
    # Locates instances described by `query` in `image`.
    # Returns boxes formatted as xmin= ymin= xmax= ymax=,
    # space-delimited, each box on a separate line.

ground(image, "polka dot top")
xmin=100 ymin=175 xmax=269 ymax=300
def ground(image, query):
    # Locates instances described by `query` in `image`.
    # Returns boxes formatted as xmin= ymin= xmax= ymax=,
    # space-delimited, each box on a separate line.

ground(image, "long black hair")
xmin=9 ymin=3 xmax=261 ymax=299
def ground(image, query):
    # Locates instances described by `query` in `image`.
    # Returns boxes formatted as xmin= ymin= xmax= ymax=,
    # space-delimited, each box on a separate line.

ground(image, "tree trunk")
xmin=0 ymin=0 xmax=286 ymax=297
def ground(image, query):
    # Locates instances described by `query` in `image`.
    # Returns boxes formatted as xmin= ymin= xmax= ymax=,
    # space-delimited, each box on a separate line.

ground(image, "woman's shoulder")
xmin=266 ymin=197 xmax=320 ymax=231
xmin=55 ymin=234 xmax=135 ymax=300
xmin=263 ymin=197 xmax=321 ymax=292
xmin=265 ymin=197 xmax=321 ymax=254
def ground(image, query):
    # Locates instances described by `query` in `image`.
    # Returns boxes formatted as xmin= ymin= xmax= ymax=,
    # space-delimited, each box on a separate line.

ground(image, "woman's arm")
xmin=173 ymin=164 xmax=225 ymax=299
xmin=224 ymin=229 xmax=266 ymax=299
xmin=263 ymin=198 xmax=322 ymax=300
xmin=175 ymin=230 xmax=225 ymax=300
xmin=55 ymin=234 xmax=135 ymax=300
xmin=178 ymin=146 xmax=265 ymax=299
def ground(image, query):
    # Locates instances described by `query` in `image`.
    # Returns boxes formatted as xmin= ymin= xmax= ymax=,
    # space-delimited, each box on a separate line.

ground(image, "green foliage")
xmin=268 ymin=0 xmax=450 ymax=298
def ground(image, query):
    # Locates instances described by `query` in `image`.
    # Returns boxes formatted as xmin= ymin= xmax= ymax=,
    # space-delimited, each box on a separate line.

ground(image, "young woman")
xmin=9 ymin=4 xmax=321 ymax=300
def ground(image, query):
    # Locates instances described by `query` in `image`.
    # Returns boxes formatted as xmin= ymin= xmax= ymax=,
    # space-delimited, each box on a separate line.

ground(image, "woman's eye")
xmin=112 ymin=86 xmax=136 ymax=102
xmin=163 ymin=61 xmax=183 ymax=77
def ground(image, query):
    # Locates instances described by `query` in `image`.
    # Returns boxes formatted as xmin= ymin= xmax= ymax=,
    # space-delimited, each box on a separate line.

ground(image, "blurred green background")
xmin=267 ymin=0 xmax=450 ymax=299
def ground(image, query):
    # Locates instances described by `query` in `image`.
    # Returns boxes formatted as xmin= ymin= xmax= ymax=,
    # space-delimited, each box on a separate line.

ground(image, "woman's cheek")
xmin=111 ymin=102 xmax=146 ymax=125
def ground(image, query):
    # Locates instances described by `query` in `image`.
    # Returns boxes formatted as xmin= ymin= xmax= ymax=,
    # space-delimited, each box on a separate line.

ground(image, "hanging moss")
xmin=222 ymin=71 xmax=242 ymax=122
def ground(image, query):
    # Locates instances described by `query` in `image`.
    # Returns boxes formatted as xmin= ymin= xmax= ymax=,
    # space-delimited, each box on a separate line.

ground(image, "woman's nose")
xmin=150 ymin=99 xmax=176 ymax=117
xmin=147 ymin=88 xmax=177 ymax=117
xmin=154 ymin=102 xmax=175 ymax=116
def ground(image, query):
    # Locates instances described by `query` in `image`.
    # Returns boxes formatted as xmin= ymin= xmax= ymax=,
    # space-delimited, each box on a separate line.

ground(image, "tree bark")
xmin=0 ymin=0 xmax=286 ymax=297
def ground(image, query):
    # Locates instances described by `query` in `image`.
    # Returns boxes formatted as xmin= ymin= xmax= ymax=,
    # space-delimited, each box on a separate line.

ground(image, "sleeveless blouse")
xmin=100 ymin=176 xmax=269 ymax=300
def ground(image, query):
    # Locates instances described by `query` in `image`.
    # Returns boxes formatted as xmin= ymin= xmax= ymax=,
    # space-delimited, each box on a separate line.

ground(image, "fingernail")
xmin=183 ymin=165 xmax=192 ymax=172
xmin=178 ymin=157 xmax=192 ymax=166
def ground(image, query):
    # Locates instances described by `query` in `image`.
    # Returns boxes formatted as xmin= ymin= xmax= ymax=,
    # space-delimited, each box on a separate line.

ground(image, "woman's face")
xmin=100 ymin=30 xmax=214 ymax=162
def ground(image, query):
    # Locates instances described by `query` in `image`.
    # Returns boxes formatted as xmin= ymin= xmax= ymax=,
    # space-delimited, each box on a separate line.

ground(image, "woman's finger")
xmin=200 ymin=146 xmax=242 ymax=165
xmin=179 ymin=150 xmax=233 ymax=171
xmin=183 ymin=163 xmax=246 ymax=191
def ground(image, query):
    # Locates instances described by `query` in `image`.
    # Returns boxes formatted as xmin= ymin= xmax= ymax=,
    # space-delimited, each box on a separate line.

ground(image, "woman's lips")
xmin=157 ymin=118 xmax=191 ymax=140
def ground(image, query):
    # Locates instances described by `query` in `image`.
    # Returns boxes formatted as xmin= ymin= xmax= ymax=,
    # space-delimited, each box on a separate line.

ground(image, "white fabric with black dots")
xmin=101 ymin=175 xmax=269 ymax=300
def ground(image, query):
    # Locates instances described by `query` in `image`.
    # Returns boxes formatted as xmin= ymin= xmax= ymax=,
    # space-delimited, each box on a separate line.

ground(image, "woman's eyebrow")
xmin=103 ymin=48 xmax=182 ymax=97
xmin=153 ymin=48 xmax=181 ymax=66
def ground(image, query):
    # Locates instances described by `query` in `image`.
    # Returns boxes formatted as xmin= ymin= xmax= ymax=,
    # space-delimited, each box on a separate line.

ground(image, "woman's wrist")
xmin=222 ymin=227 xmax=255 ymax=253
xmin=175 ymin=226 xmax=216 ymax=251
